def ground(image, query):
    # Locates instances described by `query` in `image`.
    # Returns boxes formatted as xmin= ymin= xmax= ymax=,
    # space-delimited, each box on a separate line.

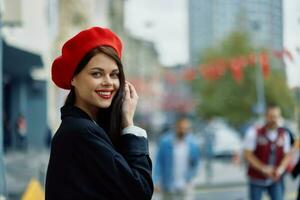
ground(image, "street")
xmin=195 ymin=177 xmax=298 ymax=200
xmin=150 ymin=139 xmax=300 ymax=200
xmin=2 ymin=143 xmax=300 ymax=200
xmin=153 ymin=165 xmax=299 ymax=200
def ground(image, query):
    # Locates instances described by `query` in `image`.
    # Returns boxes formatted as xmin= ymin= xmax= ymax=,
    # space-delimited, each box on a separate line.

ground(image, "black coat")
xmin=292 ymin=153 xmax=300 ymax=200
xmin=45 ymin=105 xmax=153 ymax=200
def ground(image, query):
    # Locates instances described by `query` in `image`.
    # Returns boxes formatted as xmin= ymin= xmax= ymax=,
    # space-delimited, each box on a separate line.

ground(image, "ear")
xmin=71 ymin=78 xmax=76 ymax=87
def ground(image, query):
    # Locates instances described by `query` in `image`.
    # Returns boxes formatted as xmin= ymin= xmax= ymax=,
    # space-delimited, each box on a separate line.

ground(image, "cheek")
xmin=77 ymin=86 xmax=89 ymax=99
xmin=114 ymin=79 xmax=120 ymax=89
xmin=81 ymin=77 xmax=98 ymax=89
xmin=77 ymin=79 xmax=95 ymax=96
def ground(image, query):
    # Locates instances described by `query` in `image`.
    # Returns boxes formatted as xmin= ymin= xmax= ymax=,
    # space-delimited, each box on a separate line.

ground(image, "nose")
xmin=101 ymin=75 xmax=113 ymax=86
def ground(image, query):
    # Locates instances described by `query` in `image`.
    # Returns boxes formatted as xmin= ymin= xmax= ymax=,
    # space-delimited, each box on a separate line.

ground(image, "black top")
xmin=45 ymin=105 xmax=153 ymax=200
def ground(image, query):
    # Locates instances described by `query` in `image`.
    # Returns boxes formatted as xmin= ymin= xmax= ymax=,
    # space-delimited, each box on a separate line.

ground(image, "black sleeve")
xmin=76 ymin=125 xmax=153 ymax=200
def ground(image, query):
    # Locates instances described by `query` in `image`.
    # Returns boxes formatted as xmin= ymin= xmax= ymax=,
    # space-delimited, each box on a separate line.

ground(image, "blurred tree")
xmin=192 ymin=32 xmax=295 ymax=127
xmin=264 ymin=71 xmax=295 ymax=118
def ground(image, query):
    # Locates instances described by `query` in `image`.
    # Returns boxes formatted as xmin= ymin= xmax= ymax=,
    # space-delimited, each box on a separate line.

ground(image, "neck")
xmin=266 ymin=124 xmax=277 ymax=130
xmin=176 ymin=134 xmax=184 ymax=140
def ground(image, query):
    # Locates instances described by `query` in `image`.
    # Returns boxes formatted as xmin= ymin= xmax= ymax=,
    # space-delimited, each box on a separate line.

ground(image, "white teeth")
xmin=98 ymin=92 xmax=111 ymax=95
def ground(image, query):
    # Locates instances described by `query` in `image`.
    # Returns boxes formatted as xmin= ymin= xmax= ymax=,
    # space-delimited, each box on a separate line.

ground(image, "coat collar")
xmin=60 ymin=105 xmax=92 ymax=121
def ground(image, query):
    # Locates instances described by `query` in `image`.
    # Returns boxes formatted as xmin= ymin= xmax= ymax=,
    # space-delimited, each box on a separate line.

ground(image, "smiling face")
xmin=71 ymin=52 xmax=120 ymax=119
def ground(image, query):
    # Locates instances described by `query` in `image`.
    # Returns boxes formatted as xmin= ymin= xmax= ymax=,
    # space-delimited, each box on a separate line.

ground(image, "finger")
xmin=127 ymin=82 xmax=138 ymax=99
xmin=124 ymin=83 xmax=130 ymax=100
xmin=127 ymin=84 xmax=134 ymax=99
xmin=125 ymin=81 xmax=138 ymax=98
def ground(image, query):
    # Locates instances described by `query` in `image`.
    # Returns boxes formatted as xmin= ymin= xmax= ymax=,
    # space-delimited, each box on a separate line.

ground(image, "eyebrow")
xmin=90 ymin=67 xmax=119 ymax=73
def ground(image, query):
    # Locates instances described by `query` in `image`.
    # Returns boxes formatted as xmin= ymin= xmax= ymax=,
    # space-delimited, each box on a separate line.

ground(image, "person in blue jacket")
xmin=46 ymin=27 xmax=153 ymax=200
xmin=153 ymin=117 xmax=200 ymax=200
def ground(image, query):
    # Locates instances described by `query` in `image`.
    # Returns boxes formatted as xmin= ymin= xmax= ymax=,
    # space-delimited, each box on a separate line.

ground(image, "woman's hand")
xmin=122 ymin=81 xmax=138 ymax=128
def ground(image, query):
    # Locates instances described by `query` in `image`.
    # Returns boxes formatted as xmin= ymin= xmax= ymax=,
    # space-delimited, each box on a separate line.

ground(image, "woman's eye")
xmin=111 ymin=73 xmax=119 ymax=78
xmin=92 ymin=72 xmax=102 ymax=78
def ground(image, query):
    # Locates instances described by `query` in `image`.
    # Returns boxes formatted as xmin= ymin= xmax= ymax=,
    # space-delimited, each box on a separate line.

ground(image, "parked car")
xmin=213 ymin=124 xmax=242 ymax=158
xmin=195 ymin=118 xmax=243 ymax=159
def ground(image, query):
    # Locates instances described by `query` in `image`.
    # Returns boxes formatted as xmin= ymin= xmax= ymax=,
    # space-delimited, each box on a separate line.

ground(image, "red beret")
xmin=51 ymin=27 xmax=123 ymax=90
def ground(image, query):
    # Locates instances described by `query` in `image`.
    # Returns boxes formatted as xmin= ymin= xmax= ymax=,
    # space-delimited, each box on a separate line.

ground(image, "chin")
xmin=98 ymin=102 xmax=112 ymax=108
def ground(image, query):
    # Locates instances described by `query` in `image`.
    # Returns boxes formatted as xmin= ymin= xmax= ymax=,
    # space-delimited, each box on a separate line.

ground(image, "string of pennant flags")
xmin=165 ymin=48 xmax=300 ymax=84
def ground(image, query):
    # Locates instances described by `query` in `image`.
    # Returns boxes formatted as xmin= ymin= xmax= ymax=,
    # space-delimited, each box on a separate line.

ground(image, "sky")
xmin=125 ymin=0 xmax=300 ymax=87
xmin=124 ymin=0 xmax=188 ymax=66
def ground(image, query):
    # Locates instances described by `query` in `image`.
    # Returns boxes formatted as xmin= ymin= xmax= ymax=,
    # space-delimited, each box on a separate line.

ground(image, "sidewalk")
xmin=149 ymin=141 xmax=247 ymax=189
xmin=195 ymin=159 xmax=247 ymax=189
xmin=4 ymin=143 xmax=246 ymax=199
xmin=3 ymin=149 xmax=50 ymax=200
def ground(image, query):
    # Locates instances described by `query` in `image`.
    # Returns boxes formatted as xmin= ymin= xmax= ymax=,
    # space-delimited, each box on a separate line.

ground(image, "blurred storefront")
xmin=2 ymin=39 xmax=47 ymax=150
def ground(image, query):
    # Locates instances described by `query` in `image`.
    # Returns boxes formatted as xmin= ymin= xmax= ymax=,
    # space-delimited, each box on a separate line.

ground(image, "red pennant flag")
xmin=230 ymin=58 xmax=244 ymax=83
xmin=200 ymin=64 xmax=214 ymax=80
xmin=165 ymin=72 xmax=177 ymax=85
xmin=200 ymin=61 xmax=227 ymax=81
xmin=272 ymin=50 xmax=284 ymax=59
xmin=211 ymin=65 xmax=219 ymax=80
xmin=214 ymin=59 xmax=227 ymax=77
xmin=207 ymin=66 xmax=214 ymax=80
xmin=212 ymin=64 xmax=223 ymax=80
xmin=183 ymin=68 xmax=196 ymax=81
xmin=259 ymin=52 xmax=270 ymax=78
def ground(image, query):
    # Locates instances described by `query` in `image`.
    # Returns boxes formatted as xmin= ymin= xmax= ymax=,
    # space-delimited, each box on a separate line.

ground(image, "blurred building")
xmin=188 ymin=0 xmax=283 ymax=65
xmin=161 ymin=65 xmax=196 ymax=121
xmin=1 ymin=0 xmax=58 ymax=149
xmin=123 ymin=36 xmax=163 ymax=135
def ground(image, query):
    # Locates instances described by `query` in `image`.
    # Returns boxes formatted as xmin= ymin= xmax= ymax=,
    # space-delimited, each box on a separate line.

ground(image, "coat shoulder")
xmin=53 ymin=116 xmax=107 ymax=144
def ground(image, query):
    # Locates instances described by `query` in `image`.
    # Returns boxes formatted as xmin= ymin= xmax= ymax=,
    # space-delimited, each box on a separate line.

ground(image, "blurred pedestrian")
xmin=15 ymin=113 xmax=28 ymax=151
xmin=153 ymin=117 xmax=200 ymax=200
xmin=3 ymin=113 xmax=12 ymax=152
xmin=45 ymin=27 xmax=153 ymax=200
xmin=203 ymin=118 xmax=216 ymax=182
xmin=243 ymin=104 xmax=291 ymax=200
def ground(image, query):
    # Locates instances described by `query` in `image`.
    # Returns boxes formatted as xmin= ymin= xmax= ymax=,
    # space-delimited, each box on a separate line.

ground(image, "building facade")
xmin=188 ymin=0 xmax=283 ymax=65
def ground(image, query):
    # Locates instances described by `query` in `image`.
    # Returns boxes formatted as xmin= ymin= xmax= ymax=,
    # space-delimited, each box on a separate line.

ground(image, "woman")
xmin=45 ymin=27 xmax=153 ymax=200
